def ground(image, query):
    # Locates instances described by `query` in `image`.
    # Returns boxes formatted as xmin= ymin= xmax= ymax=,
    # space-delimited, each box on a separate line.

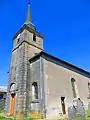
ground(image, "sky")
xmin=0 ymin=0 xmax=90 ymax=85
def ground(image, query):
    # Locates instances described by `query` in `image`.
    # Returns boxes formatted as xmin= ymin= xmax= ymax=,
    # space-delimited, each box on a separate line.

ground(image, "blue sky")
xmin=0 ymin=0 xmax=90 ymax=85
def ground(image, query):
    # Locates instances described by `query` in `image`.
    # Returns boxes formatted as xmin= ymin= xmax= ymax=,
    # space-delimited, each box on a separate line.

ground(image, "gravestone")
xmin=88 ymin=102 xmax=90 ymax=109
xmin=68 ymin=98 xmax=86 ymax=120
xmin=76 ymin=99 xmax=86 ymax=119
xmin=68 ymin=106 xmax=76 ymax=120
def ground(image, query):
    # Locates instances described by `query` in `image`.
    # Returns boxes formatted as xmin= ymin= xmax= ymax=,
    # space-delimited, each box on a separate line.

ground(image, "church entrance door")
xmin=10 ymin=93 xmax=16 ymax=116
xmin=61 ymin=97 xmax=66 ymax=115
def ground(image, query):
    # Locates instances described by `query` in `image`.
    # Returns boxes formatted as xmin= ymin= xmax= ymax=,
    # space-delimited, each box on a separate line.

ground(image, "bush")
xmin=86 ymin=109 xmax=90 ymax=117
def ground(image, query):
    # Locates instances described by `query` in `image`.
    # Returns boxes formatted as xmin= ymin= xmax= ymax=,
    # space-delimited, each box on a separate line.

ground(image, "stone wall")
xmin=43 ymin=58 xmax=90 ymax=118
xmin=30 ymin=57 xmax=45 ymax=118
xmin=0 ymin=99 xmax=6 ymax=112
xmin=5 ymin=27 xmax=43 ymax=117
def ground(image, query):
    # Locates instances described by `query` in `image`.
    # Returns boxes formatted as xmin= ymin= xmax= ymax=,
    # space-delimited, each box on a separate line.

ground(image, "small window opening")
xmin=35 ymin=53 xmax=38 ymax=56
xmin=15 ymin=67 xmax=17 ymax=71
xmin=33 ymin=34 xmax=36 ymax=42
xmin=32 ymin=82 xmax=38 ymax=100
xmin=17 ymin=38 xmax=20 ymax=44
xmin=61 ymin=97 xmax=66 ymax=115
xmin=0 ymin=94 xmax=3 ymax=99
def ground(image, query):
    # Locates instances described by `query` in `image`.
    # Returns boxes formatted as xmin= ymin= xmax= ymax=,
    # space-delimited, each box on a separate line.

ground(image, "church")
xmin=5 ymin=1 xmax=90 ymax=119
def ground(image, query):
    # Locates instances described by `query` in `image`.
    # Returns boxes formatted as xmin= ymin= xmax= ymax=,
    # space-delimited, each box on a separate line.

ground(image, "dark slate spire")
xmin=25 ymin=0 xmax=36 ymax=30
xmin=26 ymin=0 xmax=32 ymax=23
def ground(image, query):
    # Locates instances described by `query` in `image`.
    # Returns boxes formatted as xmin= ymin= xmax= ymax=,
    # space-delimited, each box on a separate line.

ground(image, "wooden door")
xmin=10 ymin=94 xmax=16 ymax=116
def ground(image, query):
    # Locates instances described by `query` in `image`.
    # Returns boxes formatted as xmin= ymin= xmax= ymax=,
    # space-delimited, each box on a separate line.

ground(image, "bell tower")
xmin=13 ymin=1 xmax=44 ymax=57
xmin=5 ymin=1 xmax=44 ymax=117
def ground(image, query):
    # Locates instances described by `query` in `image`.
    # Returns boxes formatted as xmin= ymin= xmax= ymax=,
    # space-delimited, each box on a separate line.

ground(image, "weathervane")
xmin=28 ymin=0 xmax=30 ymax=4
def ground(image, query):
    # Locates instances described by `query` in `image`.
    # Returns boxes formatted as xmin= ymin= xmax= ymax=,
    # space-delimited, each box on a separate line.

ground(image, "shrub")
xmin=86 ymin=109 xmax=90 ymax=117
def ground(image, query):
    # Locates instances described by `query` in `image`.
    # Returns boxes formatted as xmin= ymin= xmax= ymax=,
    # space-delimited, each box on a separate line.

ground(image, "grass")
xmin=0 ymin=116 xmax=90 ymax=120
xmin=68 ymin=117 xmax=90 ymax=120
xmin=0 ymin=116 xmax=15 ymax=120
xmin=0 ymin=116 xmax=34 ymax=120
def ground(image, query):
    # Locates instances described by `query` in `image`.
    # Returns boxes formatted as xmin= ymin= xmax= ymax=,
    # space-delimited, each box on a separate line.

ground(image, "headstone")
xmin=68 ymin=98 xmax=86 ymax=120
xmin=68 ymin=106 xmax=76 ymax=120
xmin=88 ymin=102 xmax=90 ymax=109
xmin=76 ymin=99 xmax=86 ymax=119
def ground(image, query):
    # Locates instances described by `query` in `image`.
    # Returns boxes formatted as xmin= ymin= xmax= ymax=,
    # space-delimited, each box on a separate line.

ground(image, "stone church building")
xmin=5 ymin=2 xmax=90 ymax=118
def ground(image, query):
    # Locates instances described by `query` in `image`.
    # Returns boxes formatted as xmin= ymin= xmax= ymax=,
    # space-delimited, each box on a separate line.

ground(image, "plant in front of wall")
xmin=86 ymin=108 xmax=90 ymax=117
xmin=76 ymin=115 xmax=85 ymax=120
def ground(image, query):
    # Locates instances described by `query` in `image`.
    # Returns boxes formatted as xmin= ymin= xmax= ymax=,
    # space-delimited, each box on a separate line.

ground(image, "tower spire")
xmin=25 ymin=0 xmax=32 ymax=23
xmin=24 ymin=0 xmax=36 ymax=30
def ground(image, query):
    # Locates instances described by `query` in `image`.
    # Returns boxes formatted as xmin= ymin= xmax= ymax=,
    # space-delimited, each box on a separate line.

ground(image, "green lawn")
xmin=68 ymin=117 xmax=90 ymax=120
xmin=0 ymin=117 xmax=15 ymax=120
xmin=0 ymin=117 xmax=34 ymax=120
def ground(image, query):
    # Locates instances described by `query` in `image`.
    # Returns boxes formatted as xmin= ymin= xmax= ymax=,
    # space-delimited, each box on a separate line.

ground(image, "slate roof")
xmin=29 ymin=51 xmax=90 ymax=78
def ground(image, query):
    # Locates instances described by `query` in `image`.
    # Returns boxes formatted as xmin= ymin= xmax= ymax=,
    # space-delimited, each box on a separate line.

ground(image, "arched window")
xmin=71 ymin=78 xmax=77 ymax=98
xmin=17 ymin=38 xmax=20 ymax=44
xmin=32 ymin=82 xmax=38 ymax=100
xmin=33 ymin=34 xmax=36 ymax=42
xmin=10 ymin=83 xmax=16 ymax=95
xmin=88 ymin=82 xmax=90 ymax=95
xmin=17 ymin=34 xmax=21 ymax=44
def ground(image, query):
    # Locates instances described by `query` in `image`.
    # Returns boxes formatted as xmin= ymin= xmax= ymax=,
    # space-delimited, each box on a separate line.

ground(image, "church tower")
xmin=5 ymin=1 xmax=44 ymax=117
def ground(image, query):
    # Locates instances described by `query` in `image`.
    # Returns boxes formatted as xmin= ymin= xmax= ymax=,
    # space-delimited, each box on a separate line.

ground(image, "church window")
xmin=15 ymin=67 xmax=17 ymax=71
xmin=10 ymin=83 xmax=16 ymax=95
xmin=88 ymin=82 xmax=90 ymax=95
xmin=32 ymin=82 xmax=38 ymax=100
xmin=17 ymin=34 xmax=21 ymax=44
xmin=33 ymin=34 xmax=36 ymax=42
xmin=17 ymin=38 xmax=20 ymax=44
xmin=0 ymin=94 xmax=3 ymax=99
xmin=71 ymin=78 xmax=77 ymax=98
